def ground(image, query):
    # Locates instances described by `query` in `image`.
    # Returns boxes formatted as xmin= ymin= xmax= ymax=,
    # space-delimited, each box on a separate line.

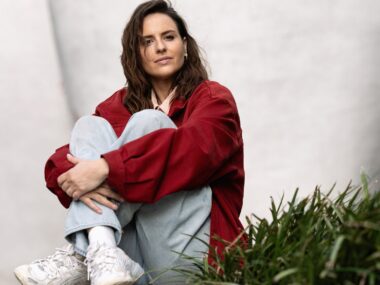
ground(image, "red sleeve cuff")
xmin=102 ymin=148 xmax=126 ymax=193
xmin=57 ymin=190 xmax=72 ymax=208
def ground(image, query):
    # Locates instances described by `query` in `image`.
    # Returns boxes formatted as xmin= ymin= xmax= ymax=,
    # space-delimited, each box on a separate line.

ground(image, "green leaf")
xmin=273 ymin=268 xmax=299 ymax=283
xmin=326 ymin=235 xmax=345 ymax=270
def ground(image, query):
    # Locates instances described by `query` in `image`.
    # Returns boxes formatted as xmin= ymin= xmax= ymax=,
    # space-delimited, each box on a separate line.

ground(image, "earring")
xmin=184 ymin=51 xmax=188 ymax=60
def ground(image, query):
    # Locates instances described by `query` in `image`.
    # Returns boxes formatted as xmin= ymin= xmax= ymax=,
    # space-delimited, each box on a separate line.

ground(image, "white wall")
xmin=0 ymin=0 xmax=71 ymax=283
xmin=1 ymin=0 xmax=379 ymax=283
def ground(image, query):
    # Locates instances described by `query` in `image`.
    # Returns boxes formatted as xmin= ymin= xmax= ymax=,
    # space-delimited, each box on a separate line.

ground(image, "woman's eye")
xmin=144 ymin=38 xmax=154 ymax=46
xmin=164 ymin=35 xmax=175 ymax=41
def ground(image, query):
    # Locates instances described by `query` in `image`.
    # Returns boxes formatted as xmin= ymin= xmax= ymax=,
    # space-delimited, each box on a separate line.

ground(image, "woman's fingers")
xmin=72 ymin=190 xmax=81 ymax=200
xmin=101 ymin=183 xmax=112 ymax=190
xmin=60 ymin=180 xmax=70 ymax=192
xmin=65 ymin=186 xmax=75 ymax=198
xmin=80 ymin=196 xmax=102 ymax=214
xmin=97 ymin=186 xmax=125 ymax=202
xmin=65 ymin=185 xmax=81 ymax=200
xmin=91 ymin=193 xmax=119 ymax=210
xmin=66 ymin=154 xmax=81 ymax=165
xmin=57 ymin=172 xmax=67 ymax=187
xmin=78 ymin=185 xmax=122 ymax=213
xmin=58 ymin=159 xmax=108 ymax=198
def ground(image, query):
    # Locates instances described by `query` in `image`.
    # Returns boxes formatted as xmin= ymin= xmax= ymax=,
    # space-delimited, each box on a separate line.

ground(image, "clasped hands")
xmin=57 ymin=154 xmax=124 ymax=214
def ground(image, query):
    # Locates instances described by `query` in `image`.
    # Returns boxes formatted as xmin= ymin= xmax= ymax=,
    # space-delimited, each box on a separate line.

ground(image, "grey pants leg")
xmin=63 ymin=110 xmax=211 ymax=284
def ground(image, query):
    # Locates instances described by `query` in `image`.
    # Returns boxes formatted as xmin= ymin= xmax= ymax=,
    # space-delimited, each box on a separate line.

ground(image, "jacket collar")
xmin=168 ymin=96 xmax=188 ymax=118
xmin=167 ymin=80 xmax=207 ymax=117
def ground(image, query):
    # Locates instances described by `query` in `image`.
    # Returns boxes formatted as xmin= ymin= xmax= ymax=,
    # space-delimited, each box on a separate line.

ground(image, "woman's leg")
xmin=112 ymin=110 xmax=212 ymax=284
xmin=65 ymin=110 xmax=211 ymax=284
xmin=63 ymin=115 xmax=144 ymax=284
xmin=64 ymin=115 xmax=126 ymax=256
xmin=13 ymin=116 xmax=119 ymax=285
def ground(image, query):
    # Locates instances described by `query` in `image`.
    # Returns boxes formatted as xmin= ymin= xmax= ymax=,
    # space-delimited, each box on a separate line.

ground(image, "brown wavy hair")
xmin=121 ymin=0 xmax=208 ymax=114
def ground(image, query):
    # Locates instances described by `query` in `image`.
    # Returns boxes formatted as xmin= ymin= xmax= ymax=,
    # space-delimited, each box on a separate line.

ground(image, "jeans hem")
xmin=64 ymin=221 xmax=123 ymax=256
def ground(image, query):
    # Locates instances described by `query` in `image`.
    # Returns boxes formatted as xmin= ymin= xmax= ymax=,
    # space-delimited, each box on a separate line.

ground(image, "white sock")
xmin=88 ymin=226 xmax=117 ymax=248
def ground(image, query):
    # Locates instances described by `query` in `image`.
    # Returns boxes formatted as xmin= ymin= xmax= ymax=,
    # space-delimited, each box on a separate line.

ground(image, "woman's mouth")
xmin=155 ymin=57 xmax=172 ymax=64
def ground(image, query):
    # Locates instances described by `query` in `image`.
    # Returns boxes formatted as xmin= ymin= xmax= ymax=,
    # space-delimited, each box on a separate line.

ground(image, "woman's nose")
xmin=155 ymin=39 xmax=166 ymax=53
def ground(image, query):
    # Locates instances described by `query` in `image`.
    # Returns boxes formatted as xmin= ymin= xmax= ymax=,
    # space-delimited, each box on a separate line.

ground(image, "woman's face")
xmin=139 ymin=13 xmax=187 ymax=84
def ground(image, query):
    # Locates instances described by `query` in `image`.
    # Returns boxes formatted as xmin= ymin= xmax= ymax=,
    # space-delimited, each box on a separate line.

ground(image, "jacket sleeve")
xmin=102 ymin=86 xmax=242 ymax=203
xmin=44 ymin=144 xmax=74 ymax=208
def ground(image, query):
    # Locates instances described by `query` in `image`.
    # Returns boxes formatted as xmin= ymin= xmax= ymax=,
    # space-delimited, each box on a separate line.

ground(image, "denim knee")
xmin=73 ymin=115 xmax=111 ymax=131
xmin=129 ymin=109 xmax=177 ymax=130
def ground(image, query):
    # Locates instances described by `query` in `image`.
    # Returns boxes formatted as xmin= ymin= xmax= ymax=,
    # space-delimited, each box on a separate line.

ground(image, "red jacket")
xmin=45 ymin=80 xmax=245 ymax=260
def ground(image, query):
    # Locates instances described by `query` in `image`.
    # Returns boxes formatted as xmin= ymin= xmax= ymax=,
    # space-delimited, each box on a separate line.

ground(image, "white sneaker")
xmin=14 ymin=244 xmax=89 ymax=285
xmin=86 ymin=243 xmax=144 ymax=285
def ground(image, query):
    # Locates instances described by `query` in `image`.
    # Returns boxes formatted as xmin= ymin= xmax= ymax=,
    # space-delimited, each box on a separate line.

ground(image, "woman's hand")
xmin=57 ymin=154 xmax=109 ymax=200
xmin=80 ymin=183 xmax=124 ymax=214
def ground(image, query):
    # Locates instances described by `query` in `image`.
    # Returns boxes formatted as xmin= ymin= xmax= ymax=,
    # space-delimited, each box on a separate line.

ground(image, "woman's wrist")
xmin=99 ymin=158 xmax=110 ymax=179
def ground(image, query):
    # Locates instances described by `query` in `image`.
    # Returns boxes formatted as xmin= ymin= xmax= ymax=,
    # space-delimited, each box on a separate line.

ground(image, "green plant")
xmin=176 ymin=173 xmax=380 ymax=284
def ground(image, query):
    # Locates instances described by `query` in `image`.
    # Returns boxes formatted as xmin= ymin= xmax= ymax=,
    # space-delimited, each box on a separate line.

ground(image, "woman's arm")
xmin=57 ymin=154 xmax=109 ymax=199
xmin=45 ymin=144 xmax=74 ymax=208
xmin=45 ymin=148 xmax=124 ymax=210
xmin=102 ymin=84 xmax=243 ymax=204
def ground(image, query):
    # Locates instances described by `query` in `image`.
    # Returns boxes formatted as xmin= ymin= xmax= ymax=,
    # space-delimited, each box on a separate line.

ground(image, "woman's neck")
xmin=151 ymin=79 xmax=173 ymax=104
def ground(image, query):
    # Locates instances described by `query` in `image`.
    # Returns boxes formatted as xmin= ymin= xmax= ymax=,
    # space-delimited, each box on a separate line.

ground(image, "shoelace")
xmin=32 ymin=246 xmax=79 ymax=279
xmin=85 ymin=246 xmax=120 ymax=281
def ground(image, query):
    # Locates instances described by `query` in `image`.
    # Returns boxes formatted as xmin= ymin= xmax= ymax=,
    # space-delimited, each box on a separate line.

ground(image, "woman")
xmin=14 ymin=0 xmax=244 ymax=284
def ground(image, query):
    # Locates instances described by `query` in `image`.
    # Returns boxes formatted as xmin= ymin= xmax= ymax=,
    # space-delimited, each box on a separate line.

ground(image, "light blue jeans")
xmin=63 ymin=110 xmax=211 ymax=284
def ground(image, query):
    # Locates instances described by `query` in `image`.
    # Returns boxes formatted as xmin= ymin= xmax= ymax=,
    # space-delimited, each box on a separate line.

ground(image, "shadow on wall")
xmin=48 ymin=0 xmax=129 ymax=120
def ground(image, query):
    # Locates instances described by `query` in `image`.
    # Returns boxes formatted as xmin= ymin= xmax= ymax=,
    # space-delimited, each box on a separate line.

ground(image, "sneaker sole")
xmin=14 ymin=274 xmax=26 ymax=285
xmin=14 ymin=266 xmax=90 ymax=285
xmin=95 ymin=280 xmax=137 ymax=285
xmin=14 ymin=266 xmax=31 ymax=285
xmin=95 ymin=274 xmax=144 ymax=285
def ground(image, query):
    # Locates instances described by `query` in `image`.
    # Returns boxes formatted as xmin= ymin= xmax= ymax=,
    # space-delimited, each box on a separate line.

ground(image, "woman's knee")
xmin=130 ymin=109 xmax=168 ymax=123
xmin=73 ymin=115 xmax=111 ymax=132
xmin=128 ymin=109 xmax=177 ymax=130
xmin=73 ymin=115 xmax=112 ymax=132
